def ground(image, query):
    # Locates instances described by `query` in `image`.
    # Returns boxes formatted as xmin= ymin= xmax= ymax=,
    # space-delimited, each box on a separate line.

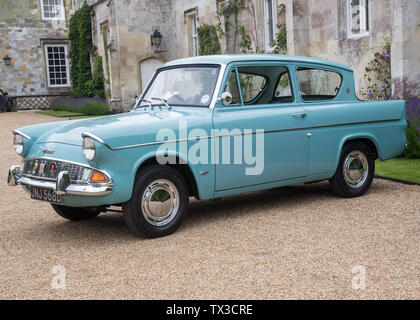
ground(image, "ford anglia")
xmin=7 ymin=55 xmax=407 ymax=238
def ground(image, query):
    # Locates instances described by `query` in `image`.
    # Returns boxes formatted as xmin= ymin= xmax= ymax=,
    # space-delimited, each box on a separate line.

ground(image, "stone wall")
xmin=0 ymin=0 xmax=74 ymax=100
xmin=91 ymin=0 xmax=420 ymax=111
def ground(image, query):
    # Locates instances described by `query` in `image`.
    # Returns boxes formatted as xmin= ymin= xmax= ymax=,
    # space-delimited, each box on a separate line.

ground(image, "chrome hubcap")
xmin=141 ymin=179 xmax=179 ymax=226
xmin=343 ymin=150 xmax=369 ymax=188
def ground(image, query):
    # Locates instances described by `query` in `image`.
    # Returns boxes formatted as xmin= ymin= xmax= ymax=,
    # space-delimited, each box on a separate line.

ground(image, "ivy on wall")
xmin=362 ymin=38 xmax=391 ymax=100
xmin=69 ymin=2 xmax=94 ymax=97
xmin=273 ymin=4 xmax=287 ymax=54
xmin=86 ymin=56 xmax=105 ymax=99
xmin=197 ymin=24 xmax=221 ymax=55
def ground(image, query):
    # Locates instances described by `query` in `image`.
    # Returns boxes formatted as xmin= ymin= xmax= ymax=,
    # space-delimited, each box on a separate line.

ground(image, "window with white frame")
xmin=41 ymin=0 xmax=65 ymax=20
xmin=44 ymin=45 xmax=70 ymax=87
xmin=185 ymin=10 xmax=199 ymax=56
xmin=264 ymin=0 xmax=277 ymax=50
xmin=347 ymin=0 xmax=369 ymax=38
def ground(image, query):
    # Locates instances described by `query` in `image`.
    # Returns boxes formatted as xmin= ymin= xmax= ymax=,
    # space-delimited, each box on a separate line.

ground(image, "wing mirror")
xmin=218 ymin=92 xmax=233 ymax=105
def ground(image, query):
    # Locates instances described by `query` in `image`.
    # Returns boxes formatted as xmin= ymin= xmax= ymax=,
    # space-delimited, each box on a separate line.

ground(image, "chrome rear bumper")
xmin=7 ymin=165 xmax=113 ymax=196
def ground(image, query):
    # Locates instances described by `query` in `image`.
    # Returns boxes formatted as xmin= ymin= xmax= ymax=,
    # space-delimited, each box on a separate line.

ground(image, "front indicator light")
xmin=90 ymin=170 xmax=108 ymax=183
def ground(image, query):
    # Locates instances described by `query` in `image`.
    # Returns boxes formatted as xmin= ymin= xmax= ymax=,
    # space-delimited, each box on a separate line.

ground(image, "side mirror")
xmin=218 ymin=92 xmax=233 ymax=105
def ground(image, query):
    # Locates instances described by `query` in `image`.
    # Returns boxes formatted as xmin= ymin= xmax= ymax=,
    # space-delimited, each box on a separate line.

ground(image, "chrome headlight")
xmin=13 ymin=134 xmax=24 ymax=156
xmin=82 ymin=137 xmax=96 ymax=161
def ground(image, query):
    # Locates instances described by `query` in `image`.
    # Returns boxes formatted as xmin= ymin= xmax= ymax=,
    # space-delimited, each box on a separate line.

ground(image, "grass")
xmin=37 ymin=110 xmax=83 ymax=117
xmin=375 ymin=158 xmax=420 ymax=183
xmin=36 ymin=110 xmax=110 ymax=120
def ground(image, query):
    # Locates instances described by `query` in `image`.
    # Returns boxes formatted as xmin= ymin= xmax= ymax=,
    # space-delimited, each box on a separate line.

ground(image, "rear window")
xmin=297 ymin=67 xmax=342 ymax=102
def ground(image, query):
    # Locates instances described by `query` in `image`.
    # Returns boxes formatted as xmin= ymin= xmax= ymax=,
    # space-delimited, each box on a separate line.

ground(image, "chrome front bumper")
xmin=7 ymin=165 xmax=113 ymax=196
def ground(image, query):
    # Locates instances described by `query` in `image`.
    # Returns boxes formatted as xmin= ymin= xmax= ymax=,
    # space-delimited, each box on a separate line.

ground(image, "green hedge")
xmin=69 ymin=3 xmax=94 ymax=97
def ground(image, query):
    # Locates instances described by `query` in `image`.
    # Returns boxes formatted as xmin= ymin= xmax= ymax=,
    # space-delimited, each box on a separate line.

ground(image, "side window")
xmin=273 ymin=72 xmax=293 ymax=103
xmin=237 ymin=72 xmax=267 ymax=103
xmin=297 ymin=68 xmax=342 ymax=102
xmin=224 ymin=69 xmax=241 ymax=105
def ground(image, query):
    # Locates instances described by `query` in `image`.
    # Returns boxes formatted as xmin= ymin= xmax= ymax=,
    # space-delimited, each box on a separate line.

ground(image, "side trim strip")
xmin=83 ymin=118 xmax=401 ymax=151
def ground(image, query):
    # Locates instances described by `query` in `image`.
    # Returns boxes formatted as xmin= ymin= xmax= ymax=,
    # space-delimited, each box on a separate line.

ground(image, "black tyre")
xmin=122 ymin=165 xmax=189 ymax=238
xmin=330 ymin=142 xmax=375 ymax=198
xmin=51 ymin=204 xmax=102 ymax=220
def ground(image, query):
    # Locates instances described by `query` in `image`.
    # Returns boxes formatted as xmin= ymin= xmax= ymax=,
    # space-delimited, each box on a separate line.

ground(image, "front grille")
xmin=22 ymin=159 xmax=90 ymax=182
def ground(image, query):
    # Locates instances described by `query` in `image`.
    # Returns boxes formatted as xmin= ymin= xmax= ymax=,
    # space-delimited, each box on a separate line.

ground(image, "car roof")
xmin=163 ymin=54 xmax=353 ymax=72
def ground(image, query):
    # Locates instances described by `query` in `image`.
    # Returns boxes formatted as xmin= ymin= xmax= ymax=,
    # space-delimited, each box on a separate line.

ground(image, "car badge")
xmin=43 ymin=149 xmax=54 ymax=154
xmin=50 ymin=162 xmax=56 ymax=172
xmin=39 ymin=162 xmax=46 ymax=175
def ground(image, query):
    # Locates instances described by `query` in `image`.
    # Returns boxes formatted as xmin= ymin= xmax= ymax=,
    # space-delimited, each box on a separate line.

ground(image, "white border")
xmin=40 ymin=0 xmax=65 ymax=21
xmin=347 ymin=0 xmax=370 ymax=39
xmin=44 ymin=44 xmax=71 ymax=88
xmin=264 ymin=0 xmax=278 ymax=52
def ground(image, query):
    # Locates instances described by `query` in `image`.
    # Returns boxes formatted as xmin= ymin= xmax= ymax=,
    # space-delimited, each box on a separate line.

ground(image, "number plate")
xmin=30 ymin=187 xmax=63 ymax=204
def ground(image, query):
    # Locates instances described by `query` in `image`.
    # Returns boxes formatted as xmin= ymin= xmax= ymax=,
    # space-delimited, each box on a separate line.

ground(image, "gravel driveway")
xmin=0 ymin=111 xmax=418 ymax=299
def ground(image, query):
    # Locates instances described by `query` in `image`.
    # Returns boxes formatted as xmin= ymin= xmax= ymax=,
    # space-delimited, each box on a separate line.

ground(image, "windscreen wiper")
xmin=151 ymin=97 xmax=171 ymax=109
xmin=133 ymin=98 xmax=153 ymax=109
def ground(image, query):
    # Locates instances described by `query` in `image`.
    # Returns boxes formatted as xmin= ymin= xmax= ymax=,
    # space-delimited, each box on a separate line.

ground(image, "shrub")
xmin=69 ymin=3 xmax=93 ymax=97
xmin=402 ymin=124 xmax=420 ymax=158
xmin=402 ymin=96 xmax=420 ymax=158
xmin=85 ymin=56 xmax=105 ymax=99
xmin=197 ymin=24 xmax=221 ymax=55
xmin=51 ymin=97 xmax=109 ymax=115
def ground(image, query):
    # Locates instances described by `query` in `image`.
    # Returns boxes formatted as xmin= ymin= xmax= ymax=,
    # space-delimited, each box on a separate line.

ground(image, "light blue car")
xmin=8 ymin=55 xmax=407 ymax=238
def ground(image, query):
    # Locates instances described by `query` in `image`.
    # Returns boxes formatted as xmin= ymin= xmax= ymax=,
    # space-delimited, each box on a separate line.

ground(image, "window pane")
xmin=297 ymin=68 xmax=342 ymax=101
xmin=142 ymin=66 xmax=219 ymax=107
xmin=350 ymin=0 xmax=361 ymax=34
xmin=274 ymin=72 xmax=293 ymax=103
xmin=237 ymin=72 xmax=267 ymax=103
xmin=45 ymin=45 xmax=68 ymax=86
xmin=224 ymin=70 xmax=241 ymax=105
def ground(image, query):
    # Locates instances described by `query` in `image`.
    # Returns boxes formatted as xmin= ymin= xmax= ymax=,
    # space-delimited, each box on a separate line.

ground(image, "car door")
xmin=212 ymin=63 xmax=309 ymax=191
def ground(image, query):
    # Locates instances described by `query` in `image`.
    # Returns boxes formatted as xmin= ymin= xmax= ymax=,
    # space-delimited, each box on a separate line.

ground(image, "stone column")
xmin=391 ymin=0 xmax=420 ymax=98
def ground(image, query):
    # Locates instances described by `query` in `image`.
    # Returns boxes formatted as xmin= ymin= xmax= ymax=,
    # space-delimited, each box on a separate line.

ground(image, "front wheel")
xmin=122 ymin=165 xmax=189 ymax=238
xmin=51 ymin=204 xmax=102 ymax=220
xmin=330 ymin=142 xmax=374 ymax=198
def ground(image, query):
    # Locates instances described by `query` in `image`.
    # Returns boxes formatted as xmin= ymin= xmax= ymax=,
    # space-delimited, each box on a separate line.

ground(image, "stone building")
xmin=89 ymin=0 xmax=420 ymax=111
xmin=0 ymin=0 xmax=85 ymax=108
xmin=1 ymin=0 xmax=419 ymax=111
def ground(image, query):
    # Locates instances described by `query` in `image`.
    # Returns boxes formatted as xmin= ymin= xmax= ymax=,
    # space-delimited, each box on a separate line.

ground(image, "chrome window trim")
xmin=13 ymin=129 xmax=31 ymax=141
xmin=209 ymin=63 xmax=227 ymax=109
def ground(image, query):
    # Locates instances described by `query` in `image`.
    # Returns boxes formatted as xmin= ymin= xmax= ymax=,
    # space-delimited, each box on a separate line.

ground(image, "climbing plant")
xmin=69 ymin=2 xmax=93 ymax=97
xmin=273 ymin=4 xmax=287 ymax=54
xmin=238 ymin=26 xmax=252 ymax=53
xmin=86 ymin=56 xmax=105 ymax=99
xmin=362 ymin=38 xmax=391 ymax=100
xmin=197 ymin=24 xmax=221 ymax=55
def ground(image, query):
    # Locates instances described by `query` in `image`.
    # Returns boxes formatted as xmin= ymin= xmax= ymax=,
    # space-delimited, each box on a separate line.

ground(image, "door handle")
xmin=290 ymin=113 xmax=307 ymax=118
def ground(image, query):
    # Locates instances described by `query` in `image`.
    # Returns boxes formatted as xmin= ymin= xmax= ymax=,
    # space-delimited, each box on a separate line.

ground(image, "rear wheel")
xmin=330 ymin=142 xmax=374 ymax=198
xmin=51 ymin=204 xmax=102 ymax=220
xmin=122 ymin=165 xmax=189 ymax=238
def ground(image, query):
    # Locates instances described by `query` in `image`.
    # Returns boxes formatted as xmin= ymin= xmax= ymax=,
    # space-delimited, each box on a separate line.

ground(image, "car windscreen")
xmin=138 ymin=66 xmax=220 ymax=107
